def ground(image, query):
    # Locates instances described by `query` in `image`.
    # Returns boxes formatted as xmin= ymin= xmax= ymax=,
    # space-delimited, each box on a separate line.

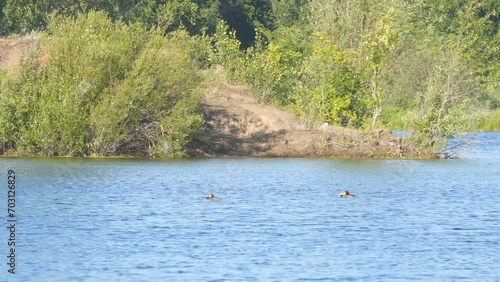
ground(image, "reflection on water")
xmin=0 ymin=133 xmax=499 ymax=281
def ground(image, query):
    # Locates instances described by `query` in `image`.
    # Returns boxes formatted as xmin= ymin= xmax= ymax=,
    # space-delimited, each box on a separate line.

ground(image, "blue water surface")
xmin=0 ymin=133 xmax=499 ymax=281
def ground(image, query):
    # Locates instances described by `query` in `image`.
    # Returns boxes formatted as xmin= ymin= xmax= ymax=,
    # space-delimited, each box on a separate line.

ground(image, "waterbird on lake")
xmin=206 ymin=193 xmax=221 ymax=200
xmin=338 ymin=190 xmax=356 ymax=198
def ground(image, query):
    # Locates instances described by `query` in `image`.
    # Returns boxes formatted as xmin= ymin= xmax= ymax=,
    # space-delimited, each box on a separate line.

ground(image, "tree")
xmin=407 ymin=1 xmax=487 ymax=156
xmin=1 ymin=0 xmax=149 ymax=34
xmin=425 ymin=0 xmax=499 ymax=90
xmin=308 ymin=0 xmax=408 ymax=127
xmin=269 ymin=0 xmax=308 ymax=27
xmin=295 ymin=34 xmax=369 ymax=127
xmin=219 ymin=0 xmax=274 ymax=48
xmin=0 ymin=0 xmax=6 ymax=34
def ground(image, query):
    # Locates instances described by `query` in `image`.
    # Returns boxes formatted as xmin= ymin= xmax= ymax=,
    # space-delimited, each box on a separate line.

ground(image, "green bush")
xmin=92 ymin=30 xmax=204 ymax=156
xmin=0 ymin=12 xmax=205 ymax=157
xmin=293 ymin=35 xmax=370 ymax=127
xmin=0 ymin=38 xmax=43 ymax=155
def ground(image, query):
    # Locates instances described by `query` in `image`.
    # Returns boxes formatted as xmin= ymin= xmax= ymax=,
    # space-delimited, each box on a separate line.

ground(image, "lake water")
xmin=1 ymin=133 xmax=499 ymax=281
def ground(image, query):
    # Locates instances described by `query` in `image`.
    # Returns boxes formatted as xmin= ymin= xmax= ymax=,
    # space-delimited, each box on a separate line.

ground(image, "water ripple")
xmin=0 ymin=135 xmax=499 ymax=281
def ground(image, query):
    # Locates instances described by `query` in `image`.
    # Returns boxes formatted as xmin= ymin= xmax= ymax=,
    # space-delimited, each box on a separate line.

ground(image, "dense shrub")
xmin=0 ymin=12 xmax=204 ymax=157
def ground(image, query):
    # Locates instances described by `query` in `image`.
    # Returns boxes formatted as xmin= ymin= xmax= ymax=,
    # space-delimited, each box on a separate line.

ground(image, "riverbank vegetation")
xmin=0 ymin=0 xmax=498 ymax=157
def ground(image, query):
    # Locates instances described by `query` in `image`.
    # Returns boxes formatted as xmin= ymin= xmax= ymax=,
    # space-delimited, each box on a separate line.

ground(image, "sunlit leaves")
xmin=297 ymin=35 xmax=368 ymax=127
xmin=0 ymin=12 xmax=204 ymax=157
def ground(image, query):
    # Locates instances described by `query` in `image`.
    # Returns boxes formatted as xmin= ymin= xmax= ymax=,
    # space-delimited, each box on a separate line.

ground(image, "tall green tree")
xmin=406 ymin=1 xmax=488 ymax=155
xmin=0 ymin=0 xmax=6 ymax=34
xmin=308 ymin=0 xmax=410 ymax=127
xmin=157 ymin=0 xmax=219 ymax=35
xmin=269 ymin=0 xmax=308 ymax=27
xmin=219 ymin=0 xmax=274 ymax=48
xmin=295 ymin=34 xmax=368 ymax=127
xmin=424 ymin=0 xmax=499 ymax=91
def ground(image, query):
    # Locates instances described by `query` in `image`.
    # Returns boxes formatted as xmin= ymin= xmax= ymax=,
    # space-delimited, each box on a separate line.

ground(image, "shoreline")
xmin=1 ymin=36 xmax=492 ymax=160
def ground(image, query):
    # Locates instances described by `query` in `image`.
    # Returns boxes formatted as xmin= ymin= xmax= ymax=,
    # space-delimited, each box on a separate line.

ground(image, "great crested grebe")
xmin=338 ymin=190 xmax=356 ymax=198
xmin=206 ymin=193 xmax=221 ymax=200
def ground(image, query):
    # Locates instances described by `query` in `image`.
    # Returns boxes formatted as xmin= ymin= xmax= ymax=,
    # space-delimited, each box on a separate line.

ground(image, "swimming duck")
xmin=338 ymin=190 xmax=356 ymax=198
xmin=206 ymin=193 xmax=221 ymax=200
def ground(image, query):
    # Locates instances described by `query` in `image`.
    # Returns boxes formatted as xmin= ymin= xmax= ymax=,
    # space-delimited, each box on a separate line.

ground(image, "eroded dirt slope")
xmin=201 ymin=83 xmax=409 ymax=158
